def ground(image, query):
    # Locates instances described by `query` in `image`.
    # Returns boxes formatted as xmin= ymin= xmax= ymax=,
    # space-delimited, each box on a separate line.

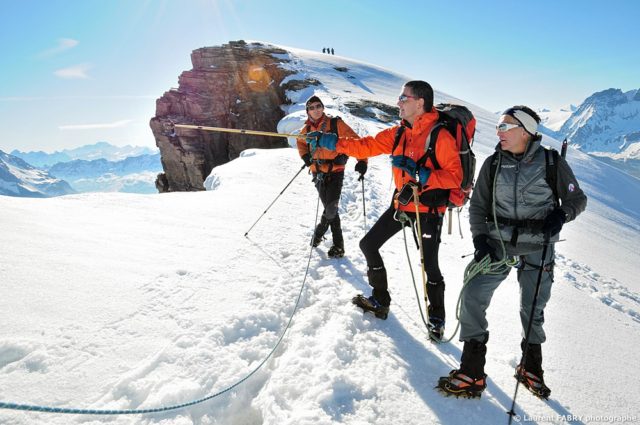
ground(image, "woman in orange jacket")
xmin=307 ymin=81 xmax=461 ymax=339
xmin=297 ymin=95 xmax=367 ymax=258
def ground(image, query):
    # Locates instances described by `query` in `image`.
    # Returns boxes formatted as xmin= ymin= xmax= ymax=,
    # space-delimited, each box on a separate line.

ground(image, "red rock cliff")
xmin=150 ymin=41 xmax=294 ymax=192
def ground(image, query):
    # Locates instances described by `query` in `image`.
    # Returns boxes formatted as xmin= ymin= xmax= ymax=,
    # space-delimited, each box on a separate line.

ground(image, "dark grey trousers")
xmin=459 ymin=244 xmax=555 ymax=344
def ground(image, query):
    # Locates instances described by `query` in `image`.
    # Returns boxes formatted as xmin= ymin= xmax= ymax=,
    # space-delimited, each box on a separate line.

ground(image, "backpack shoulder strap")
xmin=415 ymin=123 xmax=444 ymax=169
xmin=545 ymin=148 xmax=560 ymax=206
xmin=329 ymin=117 xmax=340 ymax=137
xmin=423 ymin=125 xmax=443 ymax=169
xmin=392 ymin=125 xmax=405 ymax=154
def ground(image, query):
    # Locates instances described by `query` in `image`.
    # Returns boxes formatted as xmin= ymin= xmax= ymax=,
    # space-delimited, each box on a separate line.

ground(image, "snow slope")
xmin=1 ymin=43 xmax=639 ymax=425
xmin=537 ymin=106 xmax=575 ymax=132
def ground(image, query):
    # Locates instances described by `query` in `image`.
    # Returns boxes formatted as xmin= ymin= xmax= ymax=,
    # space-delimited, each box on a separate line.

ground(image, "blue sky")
xmin=1 ymin=0 xmax=638 ymax=151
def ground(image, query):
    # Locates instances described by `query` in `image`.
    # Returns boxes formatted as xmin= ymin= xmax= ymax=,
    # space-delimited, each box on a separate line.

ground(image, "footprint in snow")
xmin=556 ymin=253 xmax=640 ymax=324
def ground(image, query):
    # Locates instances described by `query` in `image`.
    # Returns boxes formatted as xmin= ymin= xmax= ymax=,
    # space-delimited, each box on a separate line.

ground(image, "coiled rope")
xmin=0 ymin=195 xmax=322 ymax=416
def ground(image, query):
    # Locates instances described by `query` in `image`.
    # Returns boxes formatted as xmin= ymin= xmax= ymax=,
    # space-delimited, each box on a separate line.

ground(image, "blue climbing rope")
xmin=0 ymin=195 xmax=322 ymax=416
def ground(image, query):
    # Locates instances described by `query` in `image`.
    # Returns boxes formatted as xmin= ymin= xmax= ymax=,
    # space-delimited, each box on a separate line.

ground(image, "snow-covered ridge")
xmin=11 ymin=142 xmax=158 ymax=168
xmin=537 ymin=105 xmax=576 ymax=132
xmin=6 ymin=143 xmax=162 ymax=194
xmin=560 ymin=88 xmax=640 ymax=160
xmin=0 ymin=150 xmax=75 ymax=197
xmin=47 ymin=154 xmax=162 ymax=193
xmin=1 ymin=42 xmax=639 ymax=424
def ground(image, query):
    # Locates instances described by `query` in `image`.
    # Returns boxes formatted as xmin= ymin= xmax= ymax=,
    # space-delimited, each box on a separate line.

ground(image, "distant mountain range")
xmin=2 ymin=143 xmax=162 ymax=197
xmin=11 ymin=142 xmax=158 ymax=168
xmin=0 ymin=150 xmax=75 ymax=197
xmin=48 ymin=153 xmax=163 ymax=193
xmin=560 ymin=88 xmax=640 ymax=157
xmin=538 ymin=88 xmax=640 ymax=178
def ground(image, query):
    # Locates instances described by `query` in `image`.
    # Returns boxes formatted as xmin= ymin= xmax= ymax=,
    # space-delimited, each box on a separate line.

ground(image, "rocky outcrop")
xmin=150 ymin=41 xmax=295 ymax=192
xmin=343 ymin=100 xmax=399 ymax=124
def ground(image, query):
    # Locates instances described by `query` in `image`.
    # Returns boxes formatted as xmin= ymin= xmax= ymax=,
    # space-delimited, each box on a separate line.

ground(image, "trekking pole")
xmin=359 ymin=175 xmax=367 ymax=231
xmin=173 ymin=124 xmax=304 ymax=139
xmin=561 ymin=138 xmax=568 ymax=158
xmin=244 ymin=164 xmax=307 ymax=237
xmin=447 ymin=208 xmax=453 ymax=235
xmin=412 ymin=184 xmax=429 ymax=313
xmin=507 ymin=236 xmax=551 ymax=424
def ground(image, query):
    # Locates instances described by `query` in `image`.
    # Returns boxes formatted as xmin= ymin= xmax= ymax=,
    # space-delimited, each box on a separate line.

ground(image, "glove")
xmin=390 ymin=155 xmax=431 ymax=186
xmin=355 ymin=160 xmax=367 ymax=178
xmin=306 ymin=131 xmax=338 ymax=151
xmin=334 ymin=153 xmax=349 ymax=165
xmin=391 ymin=155 xmax=417 ymax=175
xmin=542 ymin=208 xmax=566 ymax=237
xmin=301 ymin=153 xmax=312 ymax=167
xmin=473 ymin=235 xmax=496 ymax=263
xmin=417 ymin=166 xmax=431 ymax=187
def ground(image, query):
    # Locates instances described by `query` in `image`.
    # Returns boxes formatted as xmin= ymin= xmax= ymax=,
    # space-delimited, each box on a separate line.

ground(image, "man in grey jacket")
xmin=437 ymin=105 xmax=587 ymax=399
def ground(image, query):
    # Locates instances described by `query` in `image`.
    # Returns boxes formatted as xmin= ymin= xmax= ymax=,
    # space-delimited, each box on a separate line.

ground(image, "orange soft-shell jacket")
xmin=336 ymin=109 xmax=462 ymax=213
xmin=297 ymin=114 xmax=364 ymax=174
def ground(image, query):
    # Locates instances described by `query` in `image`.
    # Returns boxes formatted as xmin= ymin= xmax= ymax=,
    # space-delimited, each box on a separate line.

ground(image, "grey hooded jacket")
xmin=469 ymin=136 xmax=587 ymax=255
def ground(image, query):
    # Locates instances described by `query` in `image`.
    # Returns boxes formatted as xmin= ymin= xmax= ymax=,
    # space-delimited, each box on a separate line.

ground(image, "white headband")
xmin=504 ymin=109 xmax=539 ymax=136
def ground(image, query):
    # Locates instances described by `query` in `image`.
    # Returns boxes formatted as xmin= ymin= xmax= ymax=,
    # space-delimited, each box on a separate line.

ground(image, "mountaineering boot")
xmin=436 ymin=370 xmax=486 ymax=399
xmin=353 ymin=266 xmax=391 ymax=319
xmin=427 ymin=279 xmax=446 ymax=342
xmin=437 ymin=339 xmax=487 ymax=398
xmin=327 ymin=245 xmax=345 ymax=258
xmin=312 ymin=216 xmax=330 ymax=247
xmin=514 ymin=366 xmax=551 ymax=399
xmin=368 ymin=266 xmax=391 ymax=310
xmin=516 ymin=340 xmax=551 ymax=399
xmin=427 ymin=317 xmax=445 ymax=342
xmin=328 ymin=216 xmax=344 ymax=258
xmin=352 ymin=294 xmax=389 ymax=320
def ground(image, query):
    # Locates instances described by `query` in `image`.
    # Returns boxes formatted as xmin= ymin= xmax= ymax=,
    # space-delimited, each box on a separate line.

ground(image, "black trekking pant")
xmin=359 ymin=205 xmax=445 ymax=317
xmin=314 ymin=171 xmax=344 ymax=222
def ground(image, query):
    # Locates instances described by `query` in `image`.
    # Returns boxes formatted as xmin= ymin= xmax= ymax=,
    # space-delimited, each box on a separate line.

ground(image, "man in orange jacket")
xmin=307 ymin=81 xmax=461 ymax=340
xmin=297 ymin=95 xmax=367 ymax=258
